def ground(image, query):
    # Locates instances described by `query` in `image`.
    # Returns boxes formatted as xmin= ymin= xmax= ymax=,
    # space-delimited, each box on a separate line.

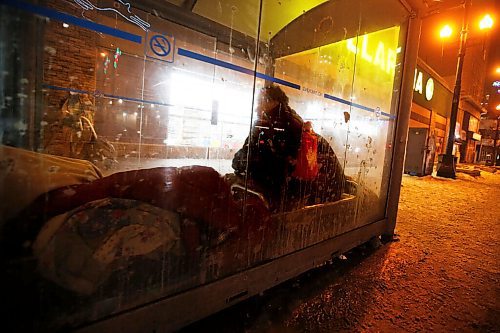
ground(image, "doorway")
xmin=404 ymin=128 xmax=429 ymax=176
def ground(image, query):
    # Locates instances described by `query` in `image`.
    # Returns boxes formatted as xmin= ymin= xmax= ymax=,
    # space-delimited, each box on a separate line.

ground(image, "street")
xmin=182 ymin=170 xmax=500 ymax=332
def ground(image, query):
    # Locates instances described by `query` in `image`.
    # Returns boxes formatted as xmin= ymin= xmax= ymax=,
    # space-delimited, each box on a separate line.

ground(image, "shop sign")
xmin=411 ymin=65 xmax=452 ymax=117
xmin=472 ymin=132 xmax=481 ymax=141
xmin=413 ymin=69 xmax=434 ymax=101
xmin=492 ymin=81 xmax=500 ymax=88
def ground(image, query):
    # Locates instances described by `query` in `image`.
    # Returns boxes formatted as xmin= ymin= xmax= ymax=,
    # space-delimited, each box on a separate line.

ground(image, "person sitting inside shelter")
xmin=232 ymin=85 xmax=303 ymax=211
xmin=232 ymin=84 xmax=346 ymax=211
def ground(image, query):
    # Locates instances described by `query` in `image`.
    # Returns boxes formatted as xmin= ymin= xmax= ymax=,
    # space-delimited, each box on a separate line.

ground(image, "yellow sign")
xmin=346 ymin=33 xmax=398 ymax=75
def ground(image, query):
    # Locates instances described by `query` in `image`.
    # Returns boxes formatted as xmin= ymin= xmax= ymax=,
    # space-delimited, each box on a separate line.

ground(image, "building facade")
xmin=478 ymin=117 xmax=499 ymax=164
xmin=456 ymin=39 xmax=489 ymax=163
xmin=404 ymin=58 xmax=452 ymax=176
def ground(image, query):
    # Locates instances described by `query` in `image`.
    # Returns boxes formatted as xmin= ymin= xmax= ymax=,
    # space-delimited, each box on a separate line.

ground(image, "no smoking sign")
xmin=145 ymin=31 xmax=175 ymax=63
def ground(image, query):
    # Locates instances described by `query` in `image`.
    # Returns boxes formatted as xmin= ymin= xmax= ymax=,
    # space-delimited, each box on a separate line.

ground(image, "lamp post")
xmin=436 ymin=0 xmax=472 ymax=178
xmin=436 ymin=1 xmax=494 ymax=177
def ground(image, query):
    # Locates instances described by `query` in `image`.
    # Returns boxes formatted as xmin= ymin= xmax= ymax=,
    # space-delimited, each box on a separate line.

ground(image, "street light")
xmin=479 ymin=14 xmax=494 ymax=30
xmin=436 ymin=0 xmax=494 ymax=178
xmin=440 ymin=24 xmax=453 ymax=38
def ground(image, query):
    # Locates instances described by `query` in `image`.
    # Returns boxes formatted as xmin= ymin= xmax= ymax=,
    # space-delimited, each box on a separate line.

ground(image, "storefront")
xmin=459 ymin=97 xmax=484 ymax=163
xmin=404 ymin=58 xmax=452 ymax=176
xmin=479 ymin=118 xmax=500 ymax=164
xmin=1 ymin=0 xmax=422 ymax=331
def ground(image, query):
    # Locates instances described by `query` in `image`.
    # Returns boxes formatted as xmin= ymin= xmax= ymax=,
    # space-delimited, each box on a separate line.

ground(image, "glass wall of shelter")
xmin=0 ymin=0 xmax=409 ymax=330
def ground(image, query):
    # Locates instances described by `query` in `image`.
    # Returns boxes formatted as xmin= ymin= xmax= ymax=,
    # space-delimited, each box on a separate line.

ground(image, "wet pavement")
xmin=181 ymin=170 xmax=500 ymax=332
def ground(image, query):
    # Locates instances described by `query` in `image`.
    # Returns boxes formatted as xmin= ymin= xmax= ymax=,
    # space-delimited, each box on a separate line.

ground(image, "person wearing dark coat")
xmin=232 ymin=85 xmax=346 ymax=211
xmin=232 ymin=85 xmax=303 ymax=210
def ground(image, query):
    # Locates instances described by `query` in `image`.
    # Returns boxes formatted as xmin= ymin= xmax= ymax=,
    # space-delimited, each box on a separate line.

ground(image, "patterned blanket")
xmin=33 ymin=198 xmax=183 ymax=295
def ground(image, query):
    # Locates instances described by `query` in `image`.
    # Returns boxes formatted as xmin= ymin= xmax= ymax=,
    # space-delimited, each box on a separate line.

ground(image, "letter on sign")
xmin=425 ymin=78 xmax=434 ymax=101
xmin=414 ymin=71 xmax=423 ymax=94
xmin=413 ymin=69 xmax=434 ymax=101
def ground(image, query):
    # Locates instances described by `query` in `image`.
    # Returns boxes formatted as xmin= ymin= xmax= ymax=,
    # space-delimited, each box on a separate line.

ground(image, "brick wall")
xmin=42 ymin=0 xmax=97 ymax=118
xmin=40 ymin=0 xmax=99 ymax=156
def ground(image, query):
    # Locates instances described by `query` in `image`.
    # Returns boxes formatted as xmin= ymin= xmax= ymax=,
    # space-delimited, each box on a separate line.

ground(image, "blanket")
xmin=33 ymin=198 xmax=183 ymax=295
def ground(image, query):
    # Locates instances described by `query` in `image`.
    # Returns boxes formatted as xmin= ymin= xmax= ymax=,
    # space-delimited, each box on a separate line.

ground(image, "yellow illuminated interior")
xmin=192 ymin=0 xmax=328 ymax=38
xmin=276 ymin=26 xmax=401 ymax=112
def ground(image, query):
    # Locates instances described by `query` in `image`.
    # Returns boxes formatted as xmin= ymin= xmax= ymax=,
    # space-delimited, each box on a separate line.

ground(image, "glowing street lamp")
xmin=440 ymin=24 xmax=453 ymax=38
xmin=479 ymin=14 xmax=494 ymax=30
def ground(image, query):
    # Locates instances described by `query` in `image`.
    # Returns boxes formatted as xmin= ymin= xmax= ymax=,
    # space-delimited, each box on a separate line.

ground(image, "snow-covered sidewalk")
xmin=349 ymin=171 xmax=500 ymax=332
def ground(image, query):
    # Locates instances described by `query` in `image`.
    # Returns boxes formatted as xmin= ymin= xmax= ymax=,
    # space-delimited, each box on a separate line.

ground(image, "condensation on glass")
xmin=0 ymin=0 xmax=409 ymax=330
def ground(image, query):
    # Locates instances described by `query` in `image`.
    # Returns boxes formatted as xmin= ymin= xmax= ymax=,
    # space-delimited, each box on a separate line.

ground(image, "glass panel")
xmin=257 ymin=0 xmax=361 ymax=217
xmin=348 ymin=0 xmax=408 ymax=224
xmin=0 ymin=0 xmax=409 ymax=330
